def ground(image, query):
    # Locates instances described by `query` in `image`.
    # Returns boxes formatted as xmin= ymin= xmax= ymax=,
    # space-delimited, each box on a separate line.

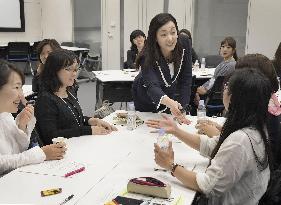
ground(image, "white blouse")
xmin=0 ymin=112 xmax=45 ymax=176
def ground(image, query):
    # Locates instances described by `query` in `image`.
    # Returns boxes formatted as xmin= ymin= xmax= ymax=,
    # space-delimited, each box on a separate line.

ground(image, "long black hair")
xmin=136 ymin=13 xmax=182 ymax=72
xmin=211 ymin=68 xmax=272 ymax=171
xmin=40 ymin=49 xmax=78 ymax=93
xmin=129 ymin=29 xmax=146 ymax=52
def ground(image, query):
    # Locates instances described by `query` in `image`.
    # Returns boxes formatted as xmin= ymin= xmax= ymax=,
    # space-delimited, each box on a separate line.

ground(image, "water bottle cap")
xmin=199 ymin=100 xmax=205 ymax=106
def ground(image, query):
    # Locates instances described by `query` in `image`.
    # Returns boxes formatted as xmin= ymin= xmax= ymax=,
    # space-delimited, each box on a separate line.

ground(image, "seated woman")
xmin=132 ymin=13 xmax=192 ymax=124
xmin=35 ymin=49 xmax=117 ymax=145
xmin=125 ymin=30 xmax=146 ymax=70
xmin=0 ymin=60 xmax=66 ymax=176
xmin=196 ymin=36 xmax=237 ymax=96
xmin=178 ymin=29 xmax=200 ymax=64
xmin=147 ymin=68 xmax=271 ymax=204
xmin=198 ymin=53 xmax=281 ymax=169
xmin=32 ymin=39 xmax=61 ymax=92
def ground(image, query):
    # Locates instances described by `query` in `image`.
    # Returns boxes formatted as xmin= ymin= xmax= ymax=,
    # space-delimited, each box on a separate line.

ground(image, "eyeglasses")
xmin=64 ymin=65 xmax=80 ymax=72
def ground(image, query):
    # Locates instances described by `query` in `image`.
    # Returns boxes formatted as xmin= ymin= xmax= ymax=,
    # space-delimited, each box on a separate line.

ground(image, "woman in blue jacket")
xmin=132 ymin=13 xmax=192 ymax=123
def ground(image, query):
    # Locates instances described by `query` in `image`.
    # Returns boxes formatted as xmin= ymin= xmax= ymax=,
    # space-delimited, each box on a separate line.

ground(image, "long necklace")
xmin=58 ymin=91 xmax=82 ymax=127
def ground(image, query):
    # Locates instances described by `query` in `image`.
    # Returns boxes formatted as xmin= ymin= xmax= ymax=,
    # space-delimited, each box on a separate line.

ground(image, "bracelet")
xmin=171 ymin=163 xmax=184 ymax=177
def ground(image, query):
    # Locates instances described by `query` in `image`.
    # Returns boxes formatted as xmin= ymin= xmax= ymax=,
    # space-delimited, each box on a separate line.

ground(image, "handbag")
xmin=192 ymin=192 xmax=209 ymax=205
xmin=93 ymin=100 xmax=115 ymax=119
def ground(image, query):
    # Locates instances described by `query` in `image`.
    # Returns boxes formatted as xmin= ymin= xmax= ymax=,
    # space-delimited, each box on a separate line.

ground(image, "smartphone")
xmin=41 ymin=188 xmax=62 ymax=197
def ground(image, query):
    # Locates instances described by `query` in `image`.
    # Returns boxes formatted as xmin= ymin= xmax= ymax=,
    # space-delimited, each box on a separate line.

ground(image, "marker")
xmin=59 ymin=194 xmax=74 ymax=205
xmin=64 ymin=167 xmax=85 ymax=178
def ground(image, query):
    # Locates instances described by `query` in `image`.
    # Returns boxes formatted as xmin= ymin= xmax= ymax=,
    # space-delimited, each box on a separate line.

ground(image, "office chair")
xmin=205 ymin=76 xmax=225 ymax=116
xmin=205 ymin=55 xmax=223 ymax=68
xmin=61 ymin=42 xmax=75 ymax=47
xmin=29 ymin=41 xmax=40 ymax=75
xmin=7 ymin=42 xmax=32 ymax=74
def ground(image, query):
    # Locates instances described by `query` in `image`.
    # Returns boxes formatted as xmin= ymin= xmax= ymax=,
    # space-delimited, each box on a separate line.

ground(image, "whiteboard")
xmin=0 ymin=0 xmax=25 ymax=32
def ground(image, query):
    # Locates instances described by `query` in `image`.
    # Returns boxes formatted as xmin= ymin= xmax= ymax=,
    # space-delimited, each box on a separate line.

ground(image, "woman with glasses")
xmin=35 ymin=50 xmax=117 ymax=145
xmin=147 ymin=68 xmax=271 ymax=204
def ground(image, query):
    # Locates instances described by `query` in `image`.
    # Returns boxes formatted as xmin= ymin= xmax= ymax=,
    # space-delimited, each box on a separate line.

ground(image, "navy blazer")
xmin=132 ymin=35 xmax=192 ymax=112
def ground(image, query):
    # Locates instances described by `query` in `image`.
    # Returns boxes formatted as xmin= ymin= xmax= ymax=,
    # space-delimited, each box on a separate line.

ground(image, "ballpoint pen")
xmin=59 ymin=194 xmax=74 ymax=205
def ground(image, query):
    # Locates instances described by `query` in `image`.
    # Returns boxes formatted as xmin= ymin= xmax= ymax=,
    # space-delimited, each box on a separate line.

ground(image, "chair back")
xmin=7 ymin=42 xmax=30 ymax=61
xmin=30 ymin=41 xmax=41 ymax=61
xmin=61 ymin=42 xmax=75 ymax=47
xmin=205 ymin=76 xmax=225 ymax=116
xmin=205 ymin=55 xmax=223 ymax=68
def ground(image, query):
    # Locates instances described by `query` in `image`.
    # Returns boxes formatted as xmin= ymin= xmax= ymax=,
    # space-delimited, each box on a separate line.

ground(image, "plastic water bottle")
xmin=201 ymin=58 xmax=206 ymax=69
xmin=157 ymin=128 xmax=170 ymax=150
xmin=127 ymin=102 xmax=136 ymax=130
xmin=197 ymin=100 xmax=207 ymax=123
xmin=194 ymin=60 xmax=200 ymax=71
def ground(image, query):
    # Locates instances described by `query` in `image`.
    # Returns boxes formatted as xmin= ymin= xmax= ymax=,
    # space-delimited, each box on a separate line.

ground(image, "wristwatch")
xmin=171 ymin=163 xmax=184 ymax=177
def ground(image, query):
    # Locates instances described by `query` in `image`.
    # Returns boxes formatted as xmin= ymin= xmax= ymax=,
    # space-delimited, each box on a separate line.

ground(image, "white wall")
xmin=0 ymin=0 xmax=73 ymax=43
xmin=246 ymin=0 xmax=281 ymax=58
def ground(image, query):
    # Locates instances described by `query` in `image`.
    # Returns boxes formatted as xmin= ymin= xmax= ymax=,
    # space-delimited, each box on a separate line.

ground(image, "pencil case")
xmin=127 ymin=177 xmax=171 ymax=198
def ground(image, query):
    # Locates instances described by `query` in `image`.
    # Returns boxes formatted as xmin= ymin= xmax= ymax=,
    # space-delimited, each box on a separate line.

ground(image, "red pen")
xmin=64 ymin=167 xmax=85 ymax=178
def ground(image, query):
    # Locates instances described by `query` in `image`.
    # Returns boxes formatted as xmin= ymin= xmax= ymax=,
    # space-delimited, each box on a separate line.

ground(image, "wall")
xmin=0 ymin=0 xmax=73 ymax=43
xmin=246 ymin=0 xmax=281 ymax=58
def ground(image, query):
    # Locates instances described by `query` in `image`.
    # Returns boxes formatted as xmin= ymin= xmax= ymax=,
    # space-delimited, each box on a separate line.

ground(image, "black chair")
xmin=29 ymin=41 xmax=41 ymax=75
xmin=7 ymin=42 xmax=31 ymax=74
xmin=61 ymin=42 xmax=75 ymax=47
xmin=205 ymin=76 xmax=225 ymax=116
xmin=205 ymin=55 xmax=223 ymax=68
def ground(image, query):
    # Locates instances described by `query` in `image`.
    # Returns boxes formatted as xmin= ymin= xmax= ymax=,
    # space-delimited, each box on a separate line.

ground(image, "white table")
xmin=93 ymin=70 xmax=139 ymax=108
xmin=193 ymin=67 xmax=215 ymax=79
xmin=0 ymin=112 xmax=219 ymax=205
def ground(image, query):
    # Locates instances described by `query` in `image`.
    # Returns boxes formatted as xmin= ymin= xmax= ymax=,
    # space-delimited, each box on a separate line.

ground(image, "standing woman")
xmin=32 ymin=39 xmax=61 ymax=92
xmin=133 ymin=13 xmax=192 ymax=123
xmin=0 ymin=60 xmax=66 ymax=176
xmin=35 ymin=50 xmax=117 ymax=145
xmin=197 ymin=36 xmax=237 ymax=95
xmin=126 ymin=30 xmax=146 ymax=70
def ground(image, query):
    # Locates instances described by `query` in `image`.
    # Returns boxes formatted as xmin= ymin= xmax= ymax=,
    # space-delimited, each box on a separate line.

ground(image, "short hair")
xmin=235 ymin=53 xmax=279 ymax=92
xmin=37 ymin=39 xmax=61 ymax=63
xmin=0 ymin=60 xmax=25 ymax=90
xmin=40 ymin=49 xmax=78 ymax=93
xmin=220 ymin=36 xmax=238 ymax=61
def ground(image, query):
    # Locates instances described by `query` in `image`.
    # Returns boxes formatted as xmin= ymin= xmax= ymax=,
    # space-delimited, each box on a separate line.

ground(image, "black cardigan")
xmin=132 ymin=35 xmax=192 ymax=112
xmin=34 ymin=89 xmax=91 ymax=145
xmin=126 ymin=49 xmax=138 ymax=69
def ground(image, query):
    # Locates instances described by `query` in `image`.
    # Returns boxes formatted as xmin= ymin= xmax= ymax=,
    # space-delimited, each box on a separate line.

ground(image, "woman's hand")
xmin=154 ymin=141 xmax=174 ymax=170
xmin=146 ymin=114 xmax=178 ymax=134
xmin=168 ymin=100 xmax=191 ymax=125
xmin=197 ymin=86 xmax=207 ymax=95
xmin=88 ymin=118 xmax=117 ymax=131
xmin=17 ymin=105 xmax=34 ymax=132
xmin=91 ymin=126 xmax=111 ymax=135
xmin=41 ymin=142 xmax=67 ymax=160
xmin=196 ymin=121 xmax=220 ymax=137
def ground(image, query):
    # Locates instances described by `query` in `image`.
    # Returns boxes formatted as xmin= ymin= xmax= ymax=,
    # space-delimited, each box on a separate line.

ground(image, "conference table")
xmin=93 ymin=68 xmax=215 ymax=108
xmin=0 ymin=112 xmax=223 ymax=205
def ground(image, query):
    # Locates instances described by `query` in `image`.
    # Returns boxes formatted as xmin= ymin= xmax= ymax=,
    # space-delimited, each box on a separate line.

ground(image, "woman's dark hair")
xmin=179 ymin=29 xmax=192 ymax=43
xmin=220 ymin=36 xmax=238 ymax=61
xmin=0 ymin=60 xmax=25 ymax=90
xmin=129 ymin=29 xmax=146 ymax=51
xmin=273 ymin=42 xmax=281 ymax=75
xmin=211 ymin=68 xmax=272 ymax=171
xmin=136 ymin=13 xmax=182 ymax=71
xmin=37 ymin=39 xmax=61 ymax=63
xmin=40 ymin=49 xmax=78 ymax=93
xmin=236 ymin=53 xmax=279 ymax=93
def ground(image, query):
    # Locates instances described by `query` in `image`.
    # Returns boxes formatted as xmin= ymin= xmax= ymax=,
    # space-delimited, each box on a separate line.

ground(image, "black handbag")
xmin=192 ymin=192 xmax=209 ymax=205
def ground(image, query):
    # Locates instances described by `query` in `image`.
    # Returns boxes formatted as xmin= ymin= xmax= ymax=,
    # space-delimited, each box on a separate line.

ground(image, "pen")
xmin=59 ymin=194 xmax=74 ymax=205
xmin=64 ymin=167 xmax=85 ymax=178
